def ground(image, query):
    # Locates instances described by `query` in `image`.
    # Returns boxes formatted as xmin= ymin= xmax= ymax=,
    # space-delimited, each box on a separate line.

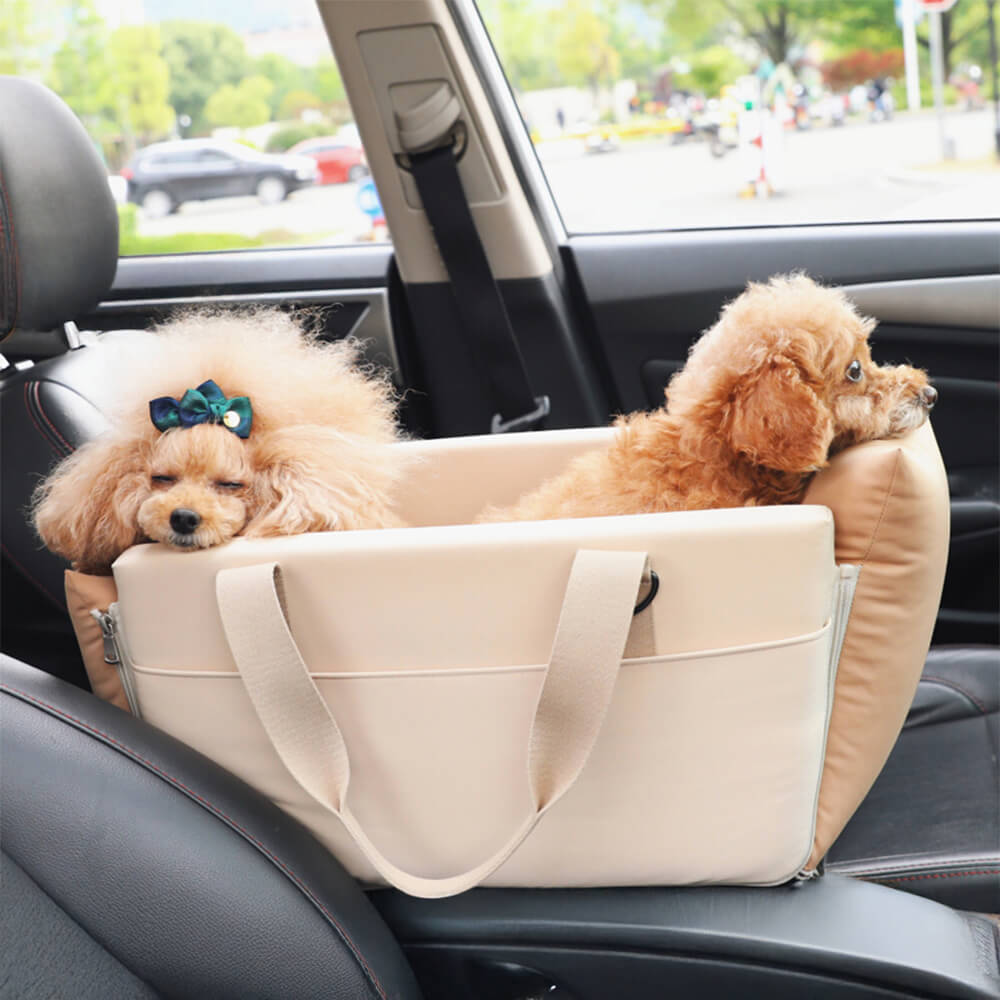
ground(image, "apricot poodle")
xmin=33 ymin=309 xmax=408 ymax=574
xmin=482 ymin=274 xmax=936 ymax=522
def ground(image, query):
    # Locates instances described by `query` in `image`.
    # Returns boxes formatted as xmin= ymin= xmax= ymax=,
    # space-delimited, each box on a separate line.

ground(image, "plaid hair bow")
xmin=149 ymin=380 xmax=252 ymax=439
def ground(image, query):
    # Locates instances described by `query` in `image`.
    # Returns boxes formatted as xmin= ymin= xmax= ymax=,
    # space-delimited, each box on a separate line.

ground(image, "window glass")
xmin=477 ymin=0 xmax=1000 ymax=232
xmin=9 ymin=0 xmax=386 ymax=255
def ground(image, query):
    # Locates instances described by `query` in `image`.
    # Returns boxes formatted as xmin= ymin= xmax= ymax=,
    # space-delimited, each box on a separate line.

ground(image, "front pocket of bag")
xmin=128 ymin=620 xmax=834 ymax=887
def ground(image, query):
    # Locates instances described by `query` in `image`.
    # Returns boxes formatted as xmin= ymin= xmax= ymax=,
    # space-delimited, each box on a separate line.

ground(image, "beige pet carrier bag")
xmin=68 ymin=423 xmax=948 ymax=898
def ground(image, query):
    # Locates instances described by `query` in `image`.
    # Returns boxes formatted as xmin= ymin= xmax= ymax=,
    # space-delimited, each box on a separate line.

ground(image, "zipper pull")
xmin=90 ymin=609 xmax=120 ymax=665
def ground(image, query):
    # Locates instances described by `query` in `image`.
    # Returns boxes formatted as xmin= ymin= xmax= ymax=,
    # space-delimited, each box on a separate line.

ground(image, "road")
xmin=539 ymin=108 xmax=1000 ymax=232
xmin=136 ymin=108 xmax=999 ymax=245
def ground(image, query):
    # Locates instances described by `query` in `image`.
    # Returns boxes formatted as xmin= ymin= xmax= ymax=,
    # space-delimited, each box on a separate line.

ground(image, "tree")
xmin=650 ymin=0 xmax=897 ymax=69
xmin=478 ymin=0 xmax=558 ymax=91
xmin=551 ymin=0 xmax=621 ymax=94
xmin=109 ymin=25 xmax=174 ymax=153
xmin=674 ymin=45 xmax=751 ymax=96
xmin=203 ymin=75 xmax=274 ymax=129
xmin=278 ymin=89 xmax=321 ymax=120
xmin=160 ymin=21 xmax=249 ymax=134
xmin=916 ymin=0 xmax=991 ymax=78
xmin=47 ymin=1 xmax=114 ymax=124
xmin=312 ymin=59 xmax=347 ymax=105
xmin=253 ymin=52 xmax=311 ymax=119
xmin=822 ymin=48 xmax=904 ymax=90
xmin=0 ymin=0 xmax=54 ymax=75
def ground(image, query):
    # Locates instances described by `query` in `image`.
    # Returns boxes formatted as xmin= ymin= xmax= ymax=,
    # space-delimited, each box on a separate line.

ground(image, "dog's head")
xmin=136 ymin=422 xmax=253 ymax=551
xmin=33 ymin=311 xmax=407 ymax=573
xmin=669 ymin=274 xmax=935 ymax=476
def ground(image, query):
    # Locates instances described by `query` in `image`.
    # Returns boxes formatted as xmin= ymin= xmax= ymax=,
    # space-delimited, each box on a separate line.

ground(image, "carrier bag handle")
xmin=215 ymin=549 xmax=649 ymax=898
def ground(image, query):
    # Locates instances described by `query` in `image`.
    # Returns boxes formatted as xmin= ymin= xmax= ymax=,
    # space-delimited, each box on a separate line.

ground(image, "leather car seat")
xmin=0 ymin=77 xmax=996 ymax=914
xmin=1 ymin=653 xmax=421 ymax=1000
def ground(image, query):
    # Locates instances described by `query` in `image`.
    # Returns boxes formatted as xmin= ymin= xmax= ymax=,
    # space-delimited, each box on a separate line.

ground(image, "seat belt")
xmin=396 ymin=84 xmax=550 ymax=433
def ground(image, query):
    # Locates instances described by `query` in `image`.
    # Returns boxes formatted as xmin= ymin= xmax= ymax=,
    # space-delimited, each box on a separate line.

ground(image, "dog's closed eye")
xmin=214 ymin=480 xmax=246 ymax=491
xmin=151 ymin=474 xmax=176 ymax=486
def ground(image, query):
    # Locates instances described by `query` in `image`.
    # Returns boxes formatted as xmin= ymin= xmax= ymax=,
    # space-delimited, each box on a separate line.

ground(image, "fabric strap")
xmin=407 ymin=142 xmax=548 ymax=432
xmin=215 ymin=549 xmax=649 ymax=898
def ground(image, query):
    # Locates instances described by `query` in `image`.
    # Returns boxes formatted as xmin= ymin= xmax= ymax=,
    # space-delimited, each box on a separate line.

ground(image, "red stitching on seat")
xmin=28 ymin=381 xmax=75 ymax=456
xmin=871 ymin=869 xmax=1000 ymax=883
xmin=23 ymin=383 xmax=69 ymax=459
xmin=920 ymin=675 xmax=991 ymax=716
xmin=1 ymin=683 xmax=389 ymax=1000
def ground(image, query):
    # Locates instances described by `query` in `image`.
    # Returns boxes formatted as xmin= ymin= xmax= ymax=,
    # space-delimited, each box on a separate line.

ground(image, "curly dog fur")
xmin=33 ymin=309 xmax=408 ymax=574
xmin=482 ymin=274 xmax=936 ymax=522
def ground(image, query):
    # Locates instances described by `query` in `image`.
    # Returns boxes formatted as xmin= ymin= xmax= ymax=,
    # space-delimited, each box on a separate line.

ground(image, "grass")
xmin=118 ymin=228 xmax=332 ymax=256
xmin=116 ymin=203 xmax=343 ymax=256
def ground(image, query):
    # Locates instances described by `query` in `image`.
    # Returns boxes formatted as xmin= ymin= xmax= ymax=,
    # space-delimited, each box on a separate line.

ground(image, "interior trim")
xmin=317 ymin=0 xmax=552 ymax=284
xmin=844 ymin=275 xmax=1000 ymax=331
xmin=571 ymin=222 xmax=1000 ymax=302
xmin=109 ymin=245 xmax=395 ymax=297
xmin=95 ymin=288 xmax=399 ymax=374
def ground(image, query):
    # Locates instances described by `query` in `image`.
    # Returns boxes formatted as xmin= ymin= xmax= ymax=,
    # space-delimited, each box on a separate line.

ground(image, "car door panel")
xmin=565 ymin=226 xmax=1000 ymax=645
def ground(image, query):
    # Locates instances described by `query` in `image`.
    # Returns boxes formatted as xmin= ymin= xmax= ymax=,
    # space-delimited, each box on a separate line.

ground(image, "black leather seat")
xmin=0 ymin=77 xmax=997 ymax=916
xmin=1 ymin=654 xmax=421 ymax=1000
xmin=828 ymin=645 xmax=1000 ymax=912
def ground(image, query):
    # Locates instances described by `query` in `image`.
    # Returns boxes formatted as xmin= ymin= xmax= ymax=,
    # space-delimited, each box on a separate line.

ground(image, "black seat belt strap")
xmin=398 ymin=87 xmax=549 ymax=433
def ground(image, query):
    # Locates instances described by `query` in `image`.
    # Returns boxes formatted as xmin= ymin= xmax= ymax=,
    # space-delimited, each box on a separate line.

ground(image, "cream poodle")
xmin=33 ymin=309 xmax=408 ymax=574
xmin=482 ymin=274 xmax=937 ymax=522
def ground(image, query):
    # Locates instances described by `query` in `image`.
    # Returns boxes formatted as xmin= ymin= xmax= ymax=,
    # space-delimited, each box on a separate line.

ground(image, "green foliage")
xmin=551 ymin=0 xmax=621 ymax=91
xmin=265 ymin=122 xmax=331 ymax=152
xmin=312 ymin=59 xmax=347 ymax=105
xmin=116 ymin=204 xmax=336 ymax=256
xmin=891 ymin=77 xmax=960 ymax=109
xmin=117 ymin=202 xmax=139 ymax=242
xmin=109 ymin=25 xmax=174 ymax=148
xmin=160 ymin=21 xmax=249 ymax=134
xmin=47 ymin=0 xmax=113 ymax=123
xmin=478 ymin=0 xmax=556 ymax=91
xmin=279 ymin=89 xmax=322 ymax=120
xmin=915 ymin=0 xmax=991 ymax=78
xmin=204 ymin=75 xmax=274 ymax=130
xmin=253 ymin=52 xmax=310 ymax=119
xmin=0 ymin=0 xmax=51 ymax=75
xmin=673 ymin=45 xmax=750 ymax=97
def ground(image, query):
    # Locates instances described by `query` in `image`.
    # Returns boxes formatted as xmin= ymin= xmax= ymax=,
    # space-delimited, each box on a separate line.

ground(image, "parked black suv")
xmin=122 ymin=139 xmax=318 ymax=217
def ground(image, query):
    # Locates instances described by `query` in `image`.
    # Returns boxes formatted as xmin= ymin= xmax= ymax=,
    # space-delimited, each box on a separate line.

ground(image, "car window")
xmin=477 ymin=0 xmax=999 ymax=233
xmin=198 ymin=149 xmax=237 ymax=163
xmin=24 ymin=1 xmax=385 ymax=255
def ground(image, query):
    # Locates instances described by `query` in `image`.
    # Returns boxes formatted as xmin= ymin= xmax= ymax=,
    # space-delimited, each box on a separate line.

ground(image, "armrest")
xmin=373 ymin=876 xmax=1000 ymax=1000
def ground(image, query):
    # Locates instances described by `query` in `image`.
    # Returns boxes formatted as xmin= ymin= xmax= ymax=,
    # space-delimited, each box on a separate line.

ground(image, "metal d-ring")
xmin=394 ymin=121 xmax=469 ymax=173
xmin=633 ymin=570 xmax=659 ymax=616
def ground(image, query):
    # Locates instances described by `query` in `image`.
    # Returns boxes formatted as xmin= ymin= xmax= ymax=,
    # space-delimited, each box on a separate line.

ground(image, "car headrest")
xmin=0 ymin=77 xmax=118 ymax=339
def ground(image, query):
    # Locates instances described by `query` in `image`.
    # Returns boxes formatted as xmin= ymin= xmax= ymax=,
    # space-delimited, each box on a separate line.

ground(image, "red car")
xmin=286 ymin=136 xmax=369 ymax=185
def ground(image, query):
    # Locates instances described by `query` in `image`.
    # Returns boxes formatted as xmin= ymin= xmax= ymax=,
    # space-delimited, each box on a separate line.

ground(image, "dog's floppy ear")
xmin=32 ymin=434 xmax=152 ymax=574
xmin=723 ymin=356 xmax=834 ymax=473
xmin=244 ymin=426 xmax=402 ymax=537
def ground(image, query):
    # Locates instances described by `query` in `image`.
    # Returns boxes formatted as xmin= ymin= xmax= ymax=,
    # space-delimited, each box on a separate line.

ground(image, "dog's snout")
xmin=920 ymin=385 xmax=938 ymax=409
xmin=170 ymin=508 xmax=201 ymax=535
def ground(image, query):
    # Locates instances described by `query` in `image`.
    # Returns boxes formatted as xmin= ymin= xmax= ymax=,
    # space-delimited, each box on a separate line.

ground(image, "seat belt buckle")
xmin=491 ymin=395 xmax=551 ymax=434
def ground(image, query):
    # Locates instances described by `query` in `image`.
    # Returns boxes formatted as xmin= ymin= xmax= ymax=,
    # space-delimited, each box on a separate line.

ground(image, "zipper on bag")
xmin=91 ymin=605 xmax=141 ymax=715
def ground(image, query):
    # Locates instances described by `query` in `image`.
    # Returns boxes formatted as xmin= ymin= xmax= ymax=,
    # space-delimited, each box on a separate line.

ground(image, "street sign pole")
xmin=988 ymin=0 xmax=1000 ymax=157
xmin=901 ymin=0 xmax=921 ymax=110
xmin=929 ymin=10 xmax=956 ymax=159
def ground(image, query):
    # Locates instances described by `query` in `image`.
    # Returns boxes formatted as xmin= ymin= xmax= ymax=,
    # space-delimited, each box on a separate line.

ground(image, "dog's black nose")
xmin=920 ymin=385 xmax=938 ymax=409
xmin=170 ymin=508 xmax=201 ymax=535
